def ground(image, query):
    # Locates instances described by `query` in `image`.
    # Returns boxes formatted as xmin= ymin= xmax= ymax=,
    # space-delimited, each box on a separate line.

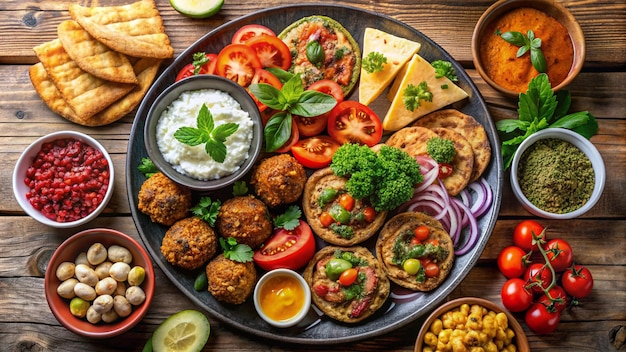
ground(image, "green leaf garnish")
xmin=499 ymin=29 xmax=547 ymax=73
xmin=191 ymin=196 xmax=221 ymax=227
xmin=138 ymin=157 xmax=158 ymax=178
xmin=403 ymin=81 xmax=433 ymax=112
xmin=273 ymin=205 xmax=302 ymax=230
xmin=232 ymin=181 xmax=248 ymax=197
xmin=192 ymin=52 xmax=210 ymax=75
xmin=362 ymin=51 xmax=387 ymax=74
xmin=219 ymin=237 xmax=253 ymax=263
xmin=431 ymin=60 xmax=458 ymax=81
xmin=173 ymin=104 xmax=239 ymax=163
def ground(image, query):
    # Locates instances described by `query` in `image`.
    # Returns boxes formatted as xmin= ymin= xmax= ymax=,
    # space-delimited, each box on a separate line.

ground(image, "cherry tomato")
xmin=525 ymin=303 xmax=561 ymax=335
xmin=253 ymin=220 xmax=316 ymax=271
xmin=544 ymin=238 xmax=574 ymax=272
xmin=403 ymin=258 xmax=421 ymax=275
xmin=497 ymin=245 xmax=528 ymax=279
xmin=327 ymin=101 xmax=383 ymax=147
xmin=291 ymin=136 xmax=340 ymax=169
xmin=338 ymin=193 xmax=354 ymax=212
xmin=215 ymin=44 xmax=262 ymax=87
xmin=414 ymin=225 xmax=430 ymax=242
xmin=513 ymin=220 xmax=546 ymax=251
xmin=249 ymin=68 xmax=282 ymax=112
xmin=562 ymin=264 xmax=594 ymax=298
xmin=423 ymin=262 xmax=440 ymax=278
xmin=231 ymin=24 xmax=276 ymax=44
xmin=293 ymin=80 xmax=344 ymax=137
xmin=500 ymin=277 xmax=533 ymax=312
xmin=362 ymin=207 xmax=376 ymax=223
xmin=175 ymin=53 xmax=218 ymax=82
xmin=320 ymin=211 xmax=334 ymax=228
xmin=338 ymin=268 xmax=358 ymax=286
xmin=538 ymin=285 xmax=569 ymax=313
xmin=244 ymin=34 xmax=292 ymax=70
xmin=438 ymin=163 xmax=453 ymax=178
xmin=524 ymin=263 xmax=554 ymax=295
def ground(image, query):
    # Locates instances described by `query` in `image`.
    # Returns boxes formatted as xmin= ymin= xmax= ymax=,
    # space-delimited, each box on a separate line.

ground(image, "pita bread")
xmin=376 ymin=212 xmax=454 ymax=291
xmin=69 ymin=0 xmax=174 ymax=59
xmin=430 ymin=127 xmax=474 ymax=196
xmin=57 ymin=20 xmax=137 ymax=84
xmin=30 ymin=57 xmax=161 ymax=126
xmin=383 ymin=54 xmax=468 ymax=131
xmin=384 ymin=126 xmax=439 ymax=158
xmin=359 ymin=28 xmax=421 ymax=106
xmin=33 ymin=39 xmax=135 ymax=120
xmin=412 ymin=109 xmax=492 ymax=182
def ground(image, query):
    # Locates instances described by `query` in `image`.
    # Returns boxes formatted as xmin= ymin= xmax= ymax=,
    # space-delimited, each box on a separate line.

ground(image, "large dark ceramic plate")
xmin=127 ymin=4 xmax=502 ymax=344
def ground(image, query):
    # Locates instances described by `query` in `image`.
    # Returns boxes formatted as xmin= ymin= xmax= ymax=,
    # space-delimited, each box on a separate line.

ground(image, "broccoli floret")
xmin=329 ymin=143 xmax=424 ymax=211
xmin=426 ymin=137 xmax=456 ymax=164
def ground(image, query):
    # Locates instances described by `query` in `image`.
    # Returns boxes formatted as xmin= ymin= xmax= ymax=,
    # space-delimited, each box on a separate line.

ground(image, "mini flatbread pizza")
xmin=376 ymin=212 xmax=454 ymax=291
xmin=302 ymin=167 xmax=387 ymax=246
xmin=303 ymin=246 xmax=390 ymax=323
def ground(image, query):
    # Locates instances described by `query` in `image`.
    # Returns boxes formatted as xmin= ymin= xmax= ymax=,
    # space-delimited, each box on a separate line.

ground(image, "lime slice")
xmin=169 ymin=0 xmax=224 ymax=19
xmin=152 ymin=310 xmax=210 ymax=352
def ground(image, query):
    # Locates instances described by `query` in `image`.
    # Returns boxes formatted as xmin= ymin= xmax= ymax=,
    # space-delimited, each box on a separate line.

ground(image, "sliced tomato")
xmin=294 ymin=80 xmax=344 ymax=137
xmin=175 ymin=53 xmax=218 ymax=82
xmin=308 ymin=80 xmax=344 ymax=102
xmin=249 ymin=69 xmax=282 ymax=113
xmin=253 ymin=220 xmax=316 ymax=271
xmin=244 ymin=35 xmax=291 ymax=70
xmin=291 ymin=136 xmax=340 ymax=169
xmin=231 ymin=24 xmax=276 ymax=44
xmin=215 ymin=44 xmax=262 ymax=87
xmin=327 ymin=101 xmax=383 ymax=147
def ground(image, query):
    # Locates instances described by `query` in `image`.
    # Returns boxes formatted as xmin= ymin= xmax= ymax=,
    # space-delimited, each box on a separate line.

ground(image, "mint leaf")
xmin=173 ymin=126 xmax=205 ymax=146
xmin=212 ymin=123 xmax=238 ymax=143
xmin=197 ymin=103 xmax=214 ymax=132
xmin=206 ymin=138 xmax=227 ymax=163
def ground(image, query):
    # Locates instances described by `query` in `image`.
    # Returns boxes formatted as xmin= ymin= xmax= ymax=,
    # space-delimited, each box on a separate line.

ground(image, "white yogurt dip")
xmin=156 ymin=89 xmax=254 ymax=180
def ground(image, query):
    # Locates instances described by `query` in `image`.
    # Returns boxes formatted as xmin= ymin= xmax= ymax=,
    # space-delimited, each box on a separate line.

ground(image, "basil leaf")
xmin=249 ymin=83 xmax=284 ymax=110
xmin=500 ymin=31 xmax=527 ymax=47
xmin=496 ymin=119 xmax=530 ymax=134
xmin=516 ymin=45 xmax=530 ymax=58
xmin=530 ymin=47 xmax=547 ymax=73
xmin=281 ymin=75 xmax=305 ymax=103
xmin=265 ymin=67 xmax=295 ymax=84
xmin=550 ymin=111 xmax=598 ymax=138
xmin=553 ymin=90 xmax=572 ymax=120
xmin=290 ymin=90 xmax=336 ymax=117
xmin=264 ymin=111 xmax=292 ymax=152
xmin=206 ymin=139 xmax=227 ymax=163
xmin=306 ymin=40 xmax=325 ymax=66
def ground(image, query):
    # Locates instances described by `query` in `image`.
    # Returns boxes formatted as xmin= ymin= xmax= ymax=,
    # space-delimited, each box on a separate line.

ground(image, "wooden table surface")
xmin=1 ymin=0 xmax=625 ymax=351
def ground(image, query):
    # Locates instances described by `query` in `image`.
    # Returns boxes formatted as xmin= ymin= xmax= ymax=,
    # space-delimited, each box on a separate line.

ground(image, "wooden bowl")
xmin=471 ymin=0 xmax=585 ymax=97
xmin=414 ymin=297 xmax=529 ymax=352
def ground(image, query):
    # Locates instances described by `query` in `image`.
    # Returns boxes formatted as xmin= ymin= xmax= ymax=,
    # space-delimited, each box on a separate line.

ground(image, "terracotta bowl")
xmin=144 ymin=74 xmax=263 ymax=192
xmin=414 ymin=297 xmax=529 ymax=352
xmin=44 ymin=228 xmax=155 ymax=338
xmin=12 ymin=130 xmax=114 ymax=228
xmin=471 ymin=0 xmax=585 ymax=97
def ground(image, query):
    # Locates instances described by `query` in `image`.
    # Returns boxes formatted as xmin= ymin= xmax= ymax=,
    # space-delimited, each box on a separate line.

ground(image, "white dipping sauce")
xmin=156 ymin=89 xmax=254 ymax=180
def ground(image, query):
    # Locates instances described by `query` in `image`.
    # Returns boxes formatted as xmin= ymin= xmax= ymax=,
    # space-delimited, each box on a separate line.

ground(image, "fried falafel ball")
xmin=206 ymin=254 xmax=257 ymax=305
xmin=250 ymin=154 xmax=307 ymax=208
xmin=161 ymin=217 xmax=218 ymax=270
xmin=215 ymin=195 xmax=272 ymax=249
xmin=138 ymin=172 xmax=191 ymax=226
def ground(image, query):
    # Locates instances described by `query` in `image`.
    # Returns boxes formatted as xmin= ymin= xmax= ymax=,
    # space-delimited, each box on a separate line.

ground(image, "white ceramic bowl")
xmin=12 ymin=131 xmax=114 ymax=228
xmin=253 ymin=269 xmax=311 ymax=328
xmin=144 ymin=75 xmax=263 ymax=192
xmin=510 ymin=128 xmax=605 ymax=219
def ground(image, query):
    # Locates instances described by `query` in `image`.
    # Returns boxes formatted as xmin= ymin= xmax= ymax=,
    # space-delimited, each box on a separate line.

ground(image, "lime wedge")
xmin=169 ymin=0 xmax=224 ymax=19
xmin=152 ymin=310 xmax=210 ymax=352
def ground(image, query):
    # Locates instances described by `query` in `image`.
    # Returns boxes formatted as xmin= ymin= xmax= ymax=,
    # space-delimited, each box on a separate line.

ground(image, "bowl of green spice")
xmin=510 ymin=128 xmax=605 ymax=219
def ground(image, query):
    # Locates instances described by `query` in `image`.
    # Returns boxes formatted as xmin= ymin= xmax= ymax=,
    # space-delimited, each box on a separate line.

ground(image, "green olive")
xmin=325 ymin=258 xmax=352 ymax=281
xmin=69 ymin=297 xmax=90 ymax=318
xmin=128 ymin=266 xmax=146 ymax=286
xmin=318 ymin=188 xmax=338 ymax=207
xmin=402 ymin=258 xmax=421 ymax=275
xmin=329 ymin=203 xmax=351 ymax=225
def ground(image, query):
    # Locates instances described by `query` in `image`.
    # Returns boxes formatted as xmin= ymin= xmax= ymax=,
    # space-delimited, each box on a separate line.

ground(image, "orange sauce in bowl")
xmin=259 ymin=274 xmax=306 ymax=321
xmin=479 ymin=7 xmax=574 ymax=93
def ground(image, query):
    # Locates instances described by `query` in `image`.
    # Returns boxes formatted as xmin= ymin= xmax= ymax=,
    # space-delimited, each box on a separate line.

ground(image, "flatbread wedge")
xmin=33 ymin=39 xmax=135 ymax=121
xmin=376 ymin=212 xmax=454 ymax=291
xmin=69 ymin=0 xmax=174 ymax=59
xmin=412 ymin=109 xmax=492 ymax=182
xmin=383 ymin=54 xmax=468 ymax=131
xmin=359 ymin=28 xmax=421 ymax=106
xmin=30 ymin=57 xmax=161 ymax=126
xmin=57 ymin=20 xmax=137 ymax=84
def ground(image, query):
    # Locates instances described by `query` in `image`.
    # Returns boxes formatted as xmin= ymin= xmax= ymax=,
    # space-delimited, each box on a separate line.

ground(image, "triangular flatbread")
xmin=359 ymin=28 xmax=421 ymax=106
xmin=383 ymin=54 xmax=468 ymax=131
xmin=57 ymin=20 xmax=138 ymax=84
xmin=33 ymin=39 xmax=135 ymax=120
xmin=69 ymin=0 xmax=174 ymax=59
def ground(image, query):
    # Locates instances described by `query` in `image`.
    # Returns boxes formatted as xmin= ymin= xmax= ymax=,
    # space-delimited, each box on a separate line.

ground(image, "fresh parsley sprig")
xmin=273 ymin=205 xmax=302 ymax=231
xmin=219 ymin=237 xmax=253 ymax=263
xmin=431 ymin=60 xmax=458 ymax=82
xmin=362 ymin=51 xmax=387 ymax=74
xmin=249 ymin=74 xmax=337 ymax=152
xmin=138 ymin=157 xmax=158 ymax=178
xmin=191 ymin=52 xmax=210 ymax=75
xmin=496 ymin=73 xmax=598 ymax=169
xmin=191 ymin=196 xmax=221 ymax=227
xmin=403 ymin=81 xmax=433 ymax=112
xmin=499 ymin=29 xmax=547 ymax=73
xmin=173 ymin=104 xmax=239 ymax=163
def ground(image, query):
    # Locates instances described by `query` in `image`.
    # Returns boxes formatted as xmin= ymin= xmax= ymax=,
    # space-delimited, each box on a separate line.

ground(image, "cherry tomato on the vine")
xmin=513 ymin=220 xmax=546 ymax=251
xmin=524 ymin=263 xmax=554 ymax=295
xmin=562 ymin=264 xmax=594 ymax=298
xmin=538 ymin=285 xmax=569 ymax=313
xmin=497 ymin=245 xmax=528 ymax=279
xmin=501 ymin=277 xmax=533 ymax=312
xmin=544 ymin=238 xmax=574 ymax=272
xmin=525 ymin=303 xmax=561 ymax=335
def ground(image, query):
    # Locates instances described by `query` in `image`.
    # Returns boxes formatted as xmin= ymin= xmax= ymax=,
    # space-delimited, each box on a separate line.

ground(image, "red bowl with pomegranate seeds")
xmin=12 ymin=131 xmax=114 ymax=228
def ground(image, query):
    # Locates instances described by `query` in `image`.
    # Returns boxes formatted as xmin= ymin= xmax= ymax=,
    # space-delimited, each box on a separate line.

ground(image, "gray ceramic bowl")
xmin=144 ymin=75 xmax=263 ymax=192
xmin=510 ymin=128 xmax=605 ymax=219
